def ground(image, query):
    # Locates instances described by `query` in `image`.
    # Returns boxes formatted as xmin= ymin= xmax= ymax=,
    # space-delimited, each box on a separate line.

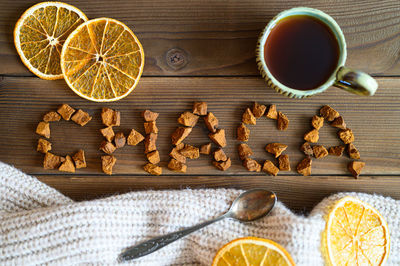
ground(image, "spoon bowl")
xmin=228 ymin=189 xmax=277 ymax=221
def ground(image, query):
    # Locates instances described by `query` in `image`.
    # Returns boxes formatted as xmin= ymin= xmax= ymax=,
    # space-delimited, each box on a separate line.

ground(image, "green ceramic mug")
xmin=256 ymin=7 xmax=378 ymax=98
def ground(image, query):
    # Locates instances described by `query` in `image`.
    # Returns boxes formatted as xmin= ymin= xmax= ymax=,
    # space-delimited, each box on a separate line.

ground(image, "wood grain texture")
xmin=0 ymin=75 xmax=399 ymax=212
xmin=2 ymin=0 xmax=400 ymax=76
xmin=37 ymin=175 xmax=400 ymax=212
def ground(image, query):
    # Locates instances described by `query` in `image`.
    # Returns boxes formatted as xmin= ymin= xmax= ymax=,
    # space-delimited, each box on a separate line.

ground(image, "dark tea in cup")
xmin=264 ymin=15 xmax=340 ymax=91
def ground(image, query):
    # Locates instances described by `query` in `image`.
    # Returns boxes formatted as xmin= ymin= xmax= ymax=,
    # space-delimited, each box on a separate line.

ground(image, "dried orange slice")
xmin=323 ymin=196 xmax=390 ymax=266
xmin=212 ymin=237 xmax=295 ymax=266
xmin=14 ymin=2 xmax=87 ymax=79
xmin=61 ymin=18 xmax=145 ymax=102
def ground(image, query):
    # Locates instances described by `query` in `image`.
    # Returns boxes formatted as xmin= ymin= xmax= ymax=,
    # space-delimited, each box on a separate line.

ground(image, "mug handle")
xmin=334 ymin=66 xmax=378 ymax=96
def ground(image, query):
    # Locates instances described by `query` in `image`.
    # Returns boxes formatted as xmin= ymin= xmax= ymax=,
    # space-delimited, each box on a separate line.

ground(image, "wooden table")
xmin=1 ymin=0 xmax=399 ymax=212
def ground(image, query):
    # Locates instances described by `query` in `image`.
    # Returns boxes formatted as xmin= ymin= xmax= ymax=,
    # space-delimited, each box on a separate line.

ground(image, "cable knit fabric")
xmin=0 ymin=161 xmax=398 ymax=265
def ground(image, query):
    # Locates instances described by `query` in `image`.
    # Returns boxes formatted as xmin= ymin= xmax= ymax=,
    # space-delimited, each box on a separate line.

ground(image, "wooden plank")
xmin=37 ymin=174 xmax=400 ymax=212
xmin=1 ymin=0 xmax=400 ymax=76
xmin=0 ymin=76 xmax=399 ymax=177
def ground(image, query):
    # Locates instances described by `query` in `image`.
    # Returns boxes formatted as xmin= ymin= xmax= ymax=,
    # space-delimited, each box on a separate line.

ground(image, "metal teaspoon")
xmin=119 ymin=189 xmax=277 ymax=261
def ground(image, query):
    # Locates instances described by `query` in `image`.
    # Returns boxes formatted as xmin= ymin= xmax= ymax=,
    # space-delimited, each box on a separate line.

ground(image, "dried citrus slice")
xmin=323 ymin=196 xmax=390 ymax=266
xmin=212 ymin=237 xmax=295 ymax=266
xmin=14 ymin=2 xmax=87 ymax=79
xmin=61 ymin=18 xmax=145 ymax=102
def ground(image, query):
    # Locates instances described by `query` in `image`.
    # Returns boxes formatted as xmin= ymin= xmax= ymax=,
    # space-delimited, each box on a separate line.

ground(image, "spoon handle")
xmin=119 ymin=214 xmax=227 ymax=261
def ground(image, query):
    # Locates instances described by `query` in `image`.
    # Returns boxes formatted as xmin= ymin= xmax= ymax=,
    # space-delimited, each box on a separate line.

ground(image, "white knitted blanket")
xmin=0 ymin=161 xmax=399 ymax=265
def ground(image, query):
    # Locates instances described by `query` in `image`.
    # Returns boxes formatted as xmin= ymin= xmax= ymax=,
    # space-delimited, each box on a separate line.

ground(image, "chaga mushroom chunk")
xmin=296 ymin=157 xmax=312 ymax=176
xmin=262 ymin=160 xmax=279 ymax=176
xmin=57 ymin=104 xmax=75 ymax=121
xmin=71 ymin=109 xmax=92 ymax=126
xmin=127 ymin=129 xmax=145 ymax=146
xmin=204 ymin=112 xmax=219 ymax=133
xmin=142 ymin=110 xmax=159 ymax=121
xmin=237 ymin=123 xmax=250 ymax=142
xmin=101 ymin=107 xmax=120 ymax=126
xmin=102 ymin=155 xmax=116 ymax=175
xmin=209 ymin=129 xmax=226 ymax=147
xmin=193 ymin=101 xmax=207 ymax=116
xmin=143 ymin=163 xmax=162 ymax=176
xmin=171 ymin=127 xmax=192 ymax=145
xmin=178 ymin=112 xmax=199 ymax=127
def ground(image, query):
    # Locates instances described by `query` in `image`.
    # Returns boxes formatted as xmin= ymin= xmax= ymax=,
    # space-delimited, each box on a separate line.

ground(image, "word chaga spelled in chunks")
xmin=102 ymin=155 xmax=116 ymax=175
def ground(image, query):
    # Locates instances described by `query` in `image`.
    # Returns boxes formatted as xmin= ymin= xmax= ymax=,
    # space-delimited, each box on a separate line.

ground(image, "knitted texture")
xmin=0 ymin=161 xmax=398 ymax=265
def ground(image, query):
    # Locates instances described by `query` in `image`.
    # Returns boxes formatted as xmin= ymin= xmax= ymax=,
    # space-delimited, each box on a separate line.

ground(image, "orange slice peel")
xmin=61 ymin=18 xmax=145 ymax=102
xmin=323 ymin=196 xmax=390 ymax=266
xmin=14 ymin=2 xmax=88 ymax=79
xmin=212 ymin=237 xmax=295 ymax=266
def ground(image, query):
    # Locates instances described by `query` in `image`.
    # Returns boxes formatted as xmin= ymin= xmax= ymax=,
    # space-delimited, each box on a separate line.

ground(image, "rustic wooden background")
xmin=0 ymin=0 xmax=399 ymax=212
